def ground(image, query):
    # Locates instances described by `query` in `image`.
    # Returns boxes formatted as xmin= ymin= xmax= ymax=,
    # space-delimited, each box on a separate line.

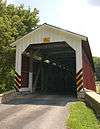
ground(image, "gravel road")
xmin=0 ymin=94 xmax=75 ymax=129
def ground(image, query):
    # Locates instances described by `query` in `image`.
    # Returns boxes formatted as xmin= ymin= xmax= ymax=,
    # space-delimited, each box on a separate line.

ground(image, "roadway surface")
xmin=0 ymin=94 xmax=76 ymax=129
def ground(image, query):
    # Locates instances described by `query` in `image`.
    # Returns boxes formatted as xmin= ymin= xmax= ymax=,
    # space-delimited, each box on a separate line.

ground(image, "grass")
xmin=66 ymin=101 xmax=100 ymax=129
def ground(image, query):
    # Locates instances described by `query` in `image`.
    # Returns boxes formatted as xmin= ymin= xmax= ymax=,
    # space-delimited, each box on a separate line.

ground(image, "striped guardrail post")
xmin=76 ymin=69 xmax=84 ymax=92
xmin=15 ymin=72 xmax=21 ymax=90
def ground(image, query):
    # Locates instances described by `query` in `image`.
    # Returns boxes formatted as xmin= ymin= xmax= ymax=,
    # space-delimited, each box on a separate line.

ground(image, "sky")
xmin=7 ymin=0 xmax=100 ymax=57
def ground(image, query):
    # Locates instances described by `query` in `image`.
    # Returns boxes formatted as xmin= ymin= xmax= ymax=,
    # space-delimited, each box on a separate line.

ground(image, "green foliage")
xmin=0 ymin=0 xmax=39 ymax=93
xmin=96 ymin=82 xmax=100 ymax=94
xmin=66 ymin=102 xmax=100 ymax=129
xmin=93 ymin=57 xmax=100 ymax=65
xmin=93 ymin=57 xmax=100 ymax=81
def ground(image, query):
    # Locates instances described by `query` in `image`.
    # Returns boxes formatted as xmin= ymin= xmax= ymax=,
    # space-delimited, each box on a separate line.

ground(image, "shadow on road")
xmin=5 ymin=93 xmax=77 ymax=106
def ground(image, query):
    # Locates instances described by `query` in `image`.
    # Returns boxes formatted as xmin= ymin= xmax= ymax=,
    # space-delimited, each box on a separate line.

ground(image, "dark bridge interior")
xmin=22 ymin=42 xmax=77 ymax=96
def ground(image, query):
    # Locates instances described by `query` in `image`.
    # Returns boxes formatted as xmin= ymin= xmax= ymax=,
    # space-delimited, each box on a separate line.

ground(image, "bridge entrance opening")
xmin=21 ymin=42 xmax=76 ymax=96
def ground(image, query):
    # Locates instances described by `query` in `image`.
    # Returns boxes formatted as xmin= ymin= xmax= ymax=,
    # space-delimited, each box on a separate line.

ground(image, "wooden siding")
xmin=82 ymin=49 xmax=96 ymax=91
xmin=21 ymin=55 xmax=29 ymax=88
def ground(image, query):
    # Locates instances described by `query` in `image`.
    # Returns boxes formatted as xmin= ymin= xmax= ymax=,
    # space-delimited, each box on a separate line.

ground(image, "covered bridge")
xmin=11 ymin=23 xmax=96 ymax=97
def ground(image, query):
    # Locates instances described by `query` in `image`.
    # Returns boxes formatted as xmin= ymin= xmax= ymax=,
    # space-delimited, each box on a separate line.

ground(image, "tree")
xmin=0 ymin=0 xmax=39 ymax=93
xmin=93 ymin=57 xmax=100 ymax=81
